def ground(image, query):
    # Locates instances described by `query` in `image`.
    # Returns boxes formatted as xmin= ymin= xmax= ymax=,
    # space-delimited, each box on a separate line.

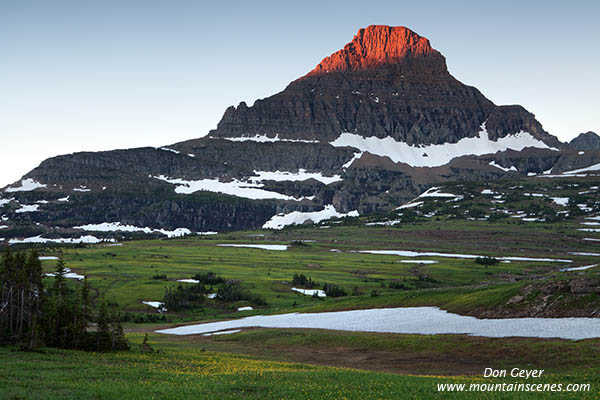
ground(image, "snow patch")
xmin=250 ymin=169 xmax=342 ymax=185
xmin=154 ymin=175 xmax=302 ymax=200
xmin=159 ymin=147 xmax=180 ymax=154
xmin=562 ymin=162 xmax=600 ymax=175
xmin=9 ymin=235 xmax=112 ymax=245
xmin=202 ymin=329 xmax=241 ymax=336
xmin=74 ymin=222 xmax=191 ymax=238
xmin=489 ymin=161 xmax=517 ymax=172
xmin=45 ymin=268 xmax=85 ymax=280
xmin=358 ymin=250 xmax=571 ymax=263
xmin=561 ymin=264 xmax=598 ymax=272
xmin=398 ymin=260 xmax=439 ymax=264
xmin=396 ymin=201 xmax=423 ymax=210
xmin=217 ymin=244 xmax=289 ymax=251
xmin=551 ymin=197 xmax=569 ymax=206
xmin=262 ymin=205 xmax=359 ymax=229
xmin=330 ymin=123 xmax=556 ymax=168
xmin=237 ymin=306 xmax=254 ymax=311
xmin=569 ymin=252 xmax=600 ymax=257
xmin=215 ymin=134 xmax=319 ymax=143
xmin=15 ymin=204 xmax=40 ymax=213
xmin=0 ymin=198 xmax=14 ymax=207
xmin=156 ymin=306 xmax=600 ymax=340
xmin=143 ymin=301 xmax=167 ymax=312
xmin=418 ymin=187 xmax=456 ymax=198
xmin=291 ymin=287 xmax=326 ymax=297
xmin=5 ymin=178 xmax=46 ymax=192
xmin=342 ymin=152 xmax=364 ymax=168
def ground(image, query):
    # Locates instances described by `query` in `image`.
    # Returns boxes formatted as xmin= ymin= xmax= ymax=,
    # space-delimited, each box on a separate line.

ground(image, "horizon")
xmin=1 ymin=0 xmax=599 ymax=188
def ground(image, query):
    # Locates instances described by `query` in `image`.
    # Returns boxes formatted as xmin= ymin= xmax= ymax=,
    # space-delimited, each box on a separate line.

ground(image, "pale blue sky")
xmin=1 ymin=0 xmax=598 ymax=187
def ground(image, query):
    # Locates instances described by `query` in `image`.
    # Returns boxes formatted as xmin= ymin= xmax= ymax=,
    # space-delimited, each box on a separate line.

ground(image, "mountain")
xmin=1 ymin=25 xmax=598 ymax=243
xmin=211 ymin=25 xmax=560 ymax=147
xmin=570 ymin=131 xmax=600 ymax=150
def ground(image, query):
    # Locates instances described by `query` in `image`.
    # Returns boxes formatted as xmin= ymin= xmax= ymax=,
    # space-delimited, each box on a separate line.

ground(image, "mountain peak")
xmin=305 ymin=25 xmax=440 ymax=77
xmin=570 ymin=131 xmax=600 ymax=150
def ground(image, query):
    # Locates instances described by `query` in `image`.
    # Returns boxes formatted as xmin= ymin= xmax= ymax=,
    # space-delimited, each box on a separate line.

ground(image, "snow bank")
xmin=561 ymin=264 xmax=598 ymax=272
xmin=5 ymin=178 xmax=46 ymax=192
xmin=418 ymin=187 xmax=456 ymax=198
xmin=154 ymin=175 xmax=301 ymax=200
xmin=217 ymin=244 xmax=289 ymax=251
xmin=74 ymin=222 xmax=191 ymax=238
xmin=563 ymin=162 xmax=600 ymax=175
xmin=15 ymin=204 xmax=40 ymax=213
xmin=202 ymin=329 xmax=241 ymax=336
xmin=551 ymin=197 xmax=569 ymax=206
xmin=45 ymin=268 xmax=84 ymax=280
xmin=143 ymin=301 xmax=167 ymax=312
xmin=358 ymin=250 xmax=572 ymax=263
xmin=396 ymin=201 xmax=423 ymax=210
xmin=250 ymin=169 xmax=342 ymax=185
xmin=489 ymin=161 xmax=517 ymax=172
xmin=214 ymin=134 xmax=319 ymax=143
xmin=330 ymin=123 xmax=556 ymax=167
xmin=159 ymin=147 xmax=180 ymax=154
xmin=156 ymin=306 xmax=600 ymax=340
xmin=398 ymin=260 xmax=439 ymax=264
xmin=9 ymin=235 xmax=112 ymax=245
xmin=291 ymin=287 xmax=326 ymax=297
xmin=262 ymin=205 xmax=359 ymax=229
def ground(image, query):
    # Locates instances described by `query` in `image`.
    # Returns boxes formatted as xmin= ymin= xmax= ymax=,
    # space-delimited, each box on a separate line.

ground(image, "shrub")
xmin=292 ymin=273 xmax=318 ymax=288
xmin=322 ymin=283 xmax=346 ymax=297
xmin=475 ymin=256 xmax=499 ymax=266
xmin=152 ymin=274 xmax=167 ymax=280
xmin=163 ymin=283 xmax=207 ymax=311
xmin=388 ymin=281 xmax=410 ymax=290
xmin=191 ymin=271 xmax=225 ymax=285
xmin=217 ymin=282 xmax=267 ymax=306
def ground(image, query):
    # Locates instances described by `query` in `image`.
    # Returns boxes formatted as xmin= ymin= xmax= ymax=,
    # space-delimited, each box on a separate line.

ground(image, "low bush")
xmin=192 ymin=271 xmax=225 ymax=285
xmin=322 ymin=283 xmax=346 ymax=297
xmin=475 ymin=256 xmax=499 ymax=266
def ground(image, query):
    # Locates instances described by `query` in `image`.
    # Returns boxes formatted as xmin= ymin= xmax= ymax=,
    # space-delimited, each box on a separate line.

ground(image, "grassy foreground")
xmin=4 ymin=216 xmax=599 ymax=398
xmin=0 ymin=332 xmax=598 ymax=400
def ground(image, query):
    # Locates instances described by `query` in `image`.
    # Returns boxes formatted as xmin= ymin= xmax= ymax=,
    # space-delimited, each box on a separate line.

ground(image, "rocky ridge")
xmin=1 ymin=25 xmax=596 ymax=242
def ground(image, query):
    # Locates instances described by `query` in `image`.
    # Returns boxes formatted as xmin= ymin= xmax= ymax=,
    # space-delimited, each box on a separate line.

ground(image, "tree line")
xmin=0 ymin=247 xmax=128 ymax=351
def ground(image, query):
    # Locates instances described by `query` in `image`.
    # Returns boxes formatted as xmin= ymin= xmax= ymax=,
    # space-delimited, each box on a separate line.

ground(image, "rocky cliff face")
xmin=211 ymin=25 xmax=560 ymax=148
xmin=570 ymin=131 xmax=600 ymax=150
xmin=0 ymin=25 xmax=578 ymax=241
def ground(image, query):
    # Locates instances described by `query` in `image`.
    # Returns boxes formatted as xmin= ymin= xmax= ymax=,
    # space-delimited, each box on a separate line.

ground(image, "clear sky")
xmin=1 ymin=0 xmax=598 ymax=188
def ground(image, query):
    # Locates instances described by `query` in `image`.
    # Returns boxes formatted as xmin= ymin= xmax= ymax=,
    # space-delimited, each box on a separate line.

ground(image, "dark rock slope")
xmin=570 ymin=131 xmax=600 ymax=150
xmin=211 ymin=25 xmax=561 ymax=148
xmin=0 ymin=25 xmax=582 ymax=241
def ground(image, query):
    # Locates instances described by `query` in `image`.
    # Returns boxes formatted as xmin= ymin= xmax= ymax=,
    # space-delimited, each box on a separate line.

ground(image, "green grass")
xmin=33 ymin=217 xmax=599 ymax=322
xmin=1 ymin=333 xmax=598 ymax=399
xmin=6 ymin=216 xmax=599 ymax=398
